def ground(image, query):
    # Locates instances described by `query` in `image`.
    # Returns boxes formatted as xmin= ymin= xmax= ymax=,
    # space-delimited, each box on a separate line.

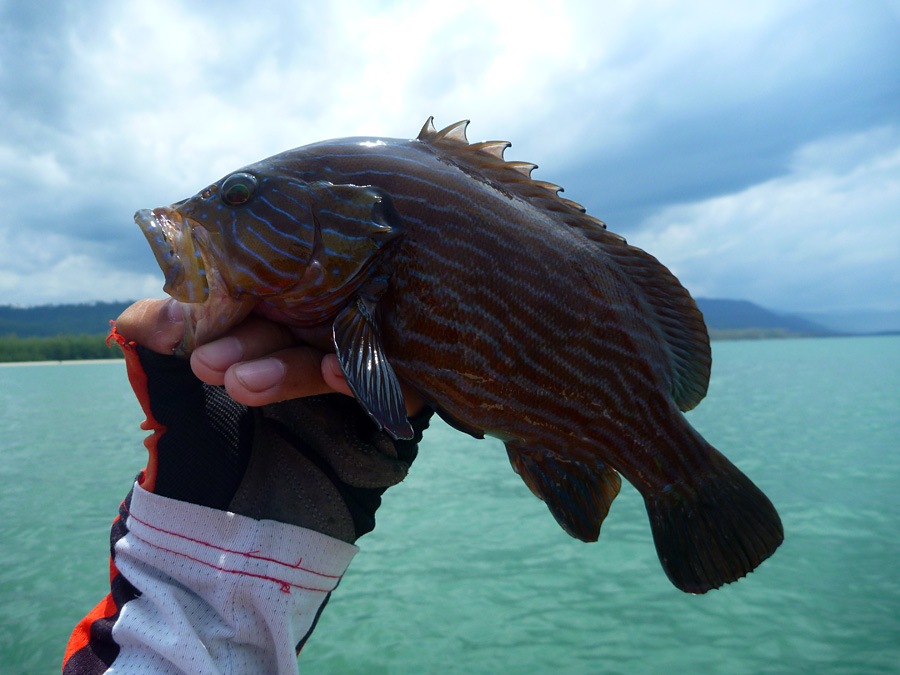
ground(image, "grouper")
xmin=136 ymin=118 xmax=783 ymax=593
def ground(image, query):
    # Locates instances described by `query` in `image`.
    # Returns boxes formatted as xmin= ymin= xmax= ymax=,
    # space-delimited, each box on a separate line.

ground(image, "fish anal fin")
xmin=507 ymin=443 xmax=622 ymax=542
xmin=646 ymin=452 xmax=784 ymax=594
xmin=332 ymin=289 xmax=413 ymax=440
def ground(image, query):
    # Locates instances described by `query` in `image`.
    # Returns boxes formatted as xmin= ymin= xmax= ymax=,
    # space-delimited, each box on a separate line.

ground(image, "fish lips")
xmin=135 ymin=207 xmax=210 ymax=303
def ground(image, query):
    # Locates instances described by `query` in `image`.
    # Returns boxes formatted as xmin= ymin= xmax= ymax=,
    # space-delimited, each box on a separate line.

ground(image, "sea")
xmin=0 ymin=336 xmax=897 ymax=674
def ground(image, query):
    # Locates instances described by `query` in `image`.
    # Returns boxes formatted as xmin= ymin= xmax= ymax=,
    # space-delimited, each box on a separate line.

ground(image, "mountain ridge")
xmin=0 ymin=298 xmax=890 ymax=339
xmin=695 ymin=298 xmax=834 ymax=338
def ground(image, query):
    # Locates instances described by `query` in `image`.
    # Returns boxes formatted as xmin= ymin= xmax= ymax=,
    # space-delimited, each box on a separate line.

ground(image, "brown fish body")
xmin=136 ymin=119 xmax=783 ymax=593
xmin=277 ymin=128 xmax=706 ymax=487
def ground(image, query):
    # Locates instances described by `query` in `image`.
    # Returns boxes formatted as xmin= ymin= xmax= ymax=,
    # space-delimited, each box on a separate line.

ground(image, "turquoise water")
xmin=1 ymin=337 xmax=898 ymax=673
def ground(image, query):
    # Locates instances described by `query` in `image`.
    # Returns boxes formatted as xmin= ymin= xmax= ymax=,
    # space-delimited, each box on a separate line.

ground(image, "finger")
xmin=223 ymin=345 xmax=337 ymax=406
xmin=190 ymin=316 xmax=296 ymax=386
xmin=290 ymin=323 xmax=335 ymax=352
xmin=115 ymin=299 xmax=185 ymax=355
xmin=230 ymin=351 xmax=428 ymax=418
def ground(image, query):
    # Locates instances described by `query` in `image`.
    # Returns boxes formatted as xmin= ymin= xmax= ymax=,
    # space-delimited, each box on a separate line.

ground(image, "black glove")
xmin=126 ymin=343 xmax=431 ymax=543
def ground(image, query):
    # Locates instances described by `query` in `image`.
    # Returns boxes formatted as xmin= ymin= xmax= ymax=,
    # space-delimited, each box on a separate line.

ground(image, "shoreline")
xmin=0 ymin=332 xmax=895 ymax=368
xmin=0 ymin=358 xmax=124 ymax=368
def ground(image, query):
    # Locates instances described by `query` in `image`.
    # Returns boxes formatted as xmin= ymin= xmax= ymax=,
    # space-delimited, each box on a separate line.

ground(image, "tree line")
xmin=0 ymin=334 xmax=123 ymax=363
xmin=0 ymin=301 xmax=131 ymax=337
xmin=0 ymin=301 xmax=131 ymax=362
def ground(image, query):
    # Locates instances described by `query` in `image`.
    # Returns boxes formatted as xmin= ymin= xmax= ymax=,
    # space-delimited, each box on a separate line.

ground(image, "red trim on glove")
xmin=62 ymin=592 xmax=119 ymax=667
xmin=108 ymin=324 xmax=164 ymax=493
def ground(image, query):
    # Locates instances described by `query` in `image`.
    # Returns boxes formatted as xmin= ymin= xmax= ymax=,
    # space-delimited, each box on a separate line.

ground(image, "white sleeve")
xmin=107 ymin=482 xmax=358 ymax=674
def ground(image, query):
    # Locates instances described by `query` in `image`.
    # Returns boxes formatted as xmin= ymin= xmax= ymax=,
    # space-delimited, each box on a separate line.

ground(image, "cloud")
xmin=633 ymin=126 xmax=900 ymax=312
xmin=0 ymin=0 xmax=898 ymax=311
xmin=0 ymin=228 xmax=164 ymax=305
xmin=547 ymin=0 xmax=900 ymax=228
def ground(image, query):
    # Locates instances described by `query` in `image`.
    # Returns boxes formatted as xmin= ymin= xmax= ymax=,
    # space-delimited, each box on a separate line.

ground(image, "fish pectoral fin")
xmin=332 ymin=292 xmax=413 ymax=440
xmin=506 ymin=443 xmax=622 ymax=542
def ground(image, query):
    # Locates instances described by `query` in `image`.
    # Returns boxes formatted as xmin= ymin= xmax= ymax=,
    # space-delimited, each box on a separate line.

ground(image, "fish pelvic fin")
xmin=507 ymin=442 xmax=622 ymax=542
xmin=646 ymin=449 xmax=784 ymax=594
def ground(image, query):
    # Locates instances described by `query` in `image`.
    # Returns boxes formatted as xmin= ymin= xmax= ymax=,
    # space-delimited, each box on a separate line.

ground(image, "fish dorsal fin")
xmin=586 ymin=230 xmax=712 ymax=411
xmin=416 ymin=117 xmax=612 ymax=234
xmin=416 ymin=117 xmax=710 ymax=411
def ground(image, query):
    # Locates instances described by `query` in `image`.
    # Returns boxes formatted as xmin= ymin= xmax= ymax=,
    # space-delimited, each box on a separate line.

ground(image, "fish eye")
xmin=220 ymin=172 xmax=258 ymax=206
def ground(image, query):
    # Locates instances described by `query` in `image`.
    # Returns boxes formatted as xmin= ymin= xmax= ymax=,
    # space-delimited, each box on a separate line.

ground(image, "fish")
xmin=135 ymin=118 xmax=783 ymax=593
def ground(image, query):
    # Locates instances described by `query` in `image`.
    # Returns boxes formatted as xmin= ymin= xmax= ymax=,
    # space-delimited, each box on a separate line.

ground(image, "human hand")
xmin=112 ymin=298 xmax=432 ymax=542
xmin=116 ymin=298 xmax=425 ymax=415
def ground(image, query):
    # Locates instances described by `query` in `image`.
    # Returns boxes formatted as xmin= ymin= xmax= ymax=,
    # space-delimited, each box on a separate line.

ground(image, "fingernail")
xmin=194 ymin=337 xmax=243 ymax=371
xmin=233 ymin=358 xmax=285 ymax=392
xmin=154 ymin=300 xmax=186 ymax=351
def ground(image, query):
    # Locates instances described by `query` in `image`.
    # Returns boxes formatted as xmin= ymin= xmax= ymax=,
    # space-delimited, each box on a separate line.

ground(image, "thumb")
xmin=115 ymin=299 xmax=186 ymax=355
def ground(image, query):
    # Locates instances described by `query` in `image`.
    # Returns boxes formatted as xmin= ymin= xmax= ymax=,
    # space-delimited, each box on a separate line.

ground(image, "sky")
xmin=1 ymin=0 xmax=898 ymax=316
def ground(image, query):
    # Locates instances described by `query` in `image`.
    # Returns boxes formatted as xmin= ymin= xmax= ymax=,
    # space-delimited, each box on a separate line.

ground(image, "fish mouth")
xmin=135 ymin=207 xmax=209 ymax=303
xmin=136 ymin=207 xmax=257 ymax=354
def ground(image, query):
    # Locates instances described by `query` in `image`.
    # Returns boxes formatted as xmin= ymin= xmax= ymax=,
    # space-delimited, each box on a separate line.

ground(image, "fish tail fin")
xmin=645 ymin=447 xmax=783 ymax=594
xmin=507 ymin=442 xmax=622 ymax=542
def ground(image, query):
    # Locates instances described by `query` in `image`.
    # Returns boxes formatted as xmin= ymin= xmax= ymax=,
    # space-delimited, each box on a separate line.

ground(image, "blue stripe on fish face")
xmin=171 ymin=172 xmax=319 ymax=295
xmin=166 ymin=164 xmax=402 ymax=307
xmin=248 ymin=203 xmax=314 ymax=247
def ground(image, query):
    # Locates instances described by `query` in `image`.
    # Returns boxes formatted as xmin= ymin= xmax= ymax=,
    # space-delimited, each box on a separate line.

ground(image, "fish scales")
xmin=135 ymin=118 xmax=783 ymax=594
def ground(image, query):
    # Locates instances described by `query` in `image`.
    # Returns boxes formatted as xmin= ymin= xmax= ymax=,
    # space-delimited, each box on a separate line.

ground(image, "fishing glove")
xmin=112 ymin=328 xmax=432 ymax=543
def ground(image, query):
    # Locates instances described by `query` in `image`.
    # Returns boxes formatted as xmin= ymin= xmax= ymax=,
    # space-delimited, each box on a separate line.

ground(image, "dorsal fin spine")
xmin=417 ymin=116 xmax=437 ymax=140
xmin=434 ymin=119 xmax=470 ymax=144
xmin=506 ymin=161 xmax=538 ymax=177
xmin=560 ymin=198 xmax=588 ymax=213
xmin=532 ymin=180 xmax=564 ymax=195
xmin=416 ymin=117 xmax=603 ymax=231
xmin=415 ymin=117 xmax=620 ymax=237
xmin=469 ymin=140 xmax=511 ymax=159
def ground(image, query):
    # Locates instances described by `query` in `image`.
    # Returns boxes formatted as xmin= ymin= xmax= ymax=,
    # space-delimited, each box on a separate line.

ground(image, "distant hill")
xmin=0 ymin=301 xmax=132 ymax=337
xmin=696 ymin=298 xmax=834 ymax=339
xmin=0 ymin=297 xmax=846 ymax=342
xmin=796 ymin=308 xmax=900 ymax=335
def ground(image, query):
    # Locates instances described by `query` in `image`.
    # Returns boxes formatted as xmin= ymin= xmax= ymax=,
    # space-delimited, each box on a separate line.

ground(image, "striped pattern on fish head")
xmin=135 ymin=152 xmax=404 ymax=352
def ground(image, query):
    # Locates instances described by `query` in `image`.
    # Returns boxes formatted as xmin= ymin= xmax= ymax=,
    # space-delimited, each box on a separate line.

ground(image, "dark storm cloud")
xmin=0 ymin=3 xmax=73 ymax=130
xmin=550 ymin=1 xmax=900 ymax=232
